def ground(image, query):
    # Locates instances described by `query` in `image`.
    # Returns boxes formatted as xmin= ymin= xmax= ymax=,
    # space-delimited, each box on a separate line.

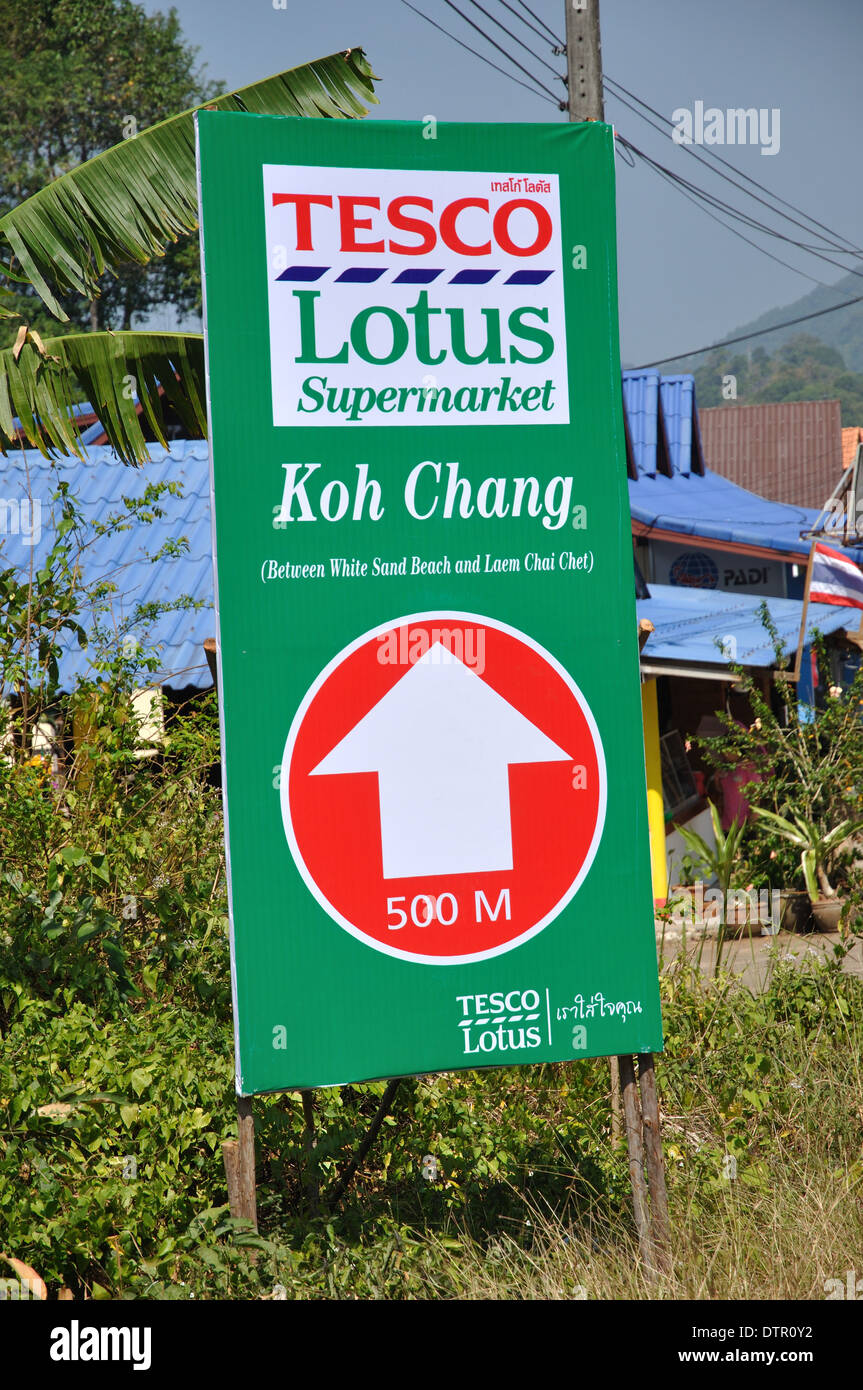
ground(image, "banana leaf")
xmin=0 ymin=329 xmax=205 ymax=466
xmin=0 ymin=49 xmax=377 ymax=319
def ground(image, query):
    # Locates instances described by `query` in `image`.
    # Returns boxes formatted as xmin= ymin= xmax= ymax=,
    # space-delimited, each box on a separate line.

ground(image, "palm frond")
xmin=822 ymin=819 xmax=863 ymax=849
xmin=0 ymin=49 xmax=378 ymax=319
xmin=751 ymin=806 xmax=805 ymax=846
xmin=801 ymin=848 xmax=818 ymax=902
xmin=0 ymin=329 xmax=205 ymax=466
xmin=674 ymin=821 xmax=713 ymax=870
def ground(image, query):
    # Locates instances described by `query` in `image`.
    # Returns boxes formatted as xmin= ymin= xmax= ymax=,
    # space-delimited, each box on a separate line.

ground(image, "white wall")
xmin=665 ymin=805 xmax=716 ymax=885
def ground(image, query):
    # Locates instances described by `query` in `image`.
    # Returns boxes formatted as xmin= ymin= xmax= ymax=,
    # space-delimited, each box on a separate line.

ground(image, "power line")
xmin=605 ymin=88 xmax=863 ymax=323
xmin=617 ymin=134 xmax=863 ymax=284
xmin=395 ymin=15 xmax=861 ymax=380
xmin=607 ymin=75 xmax=863 ymax=257
xmin=496 ymin=0 xmax=561 ymax=51
xmin=439 ymin=0 xmax=563 ymax=103
xmin=630 ymin=294 xmax=863 ymax=369
xmin=616 ymin=132 xmax=854 ymax=259
xmin=516 ymin=0 xmax=563 ymax=47
xmin=603 ymin=75 xmax=863 ymax=259
xmin=569 ymin=72 xmax=862 ymax=347
xmin=616 ymin=132 xmax=830 ymax=289
xmin=465 ymin=0 xmax=563 ymax=78
xmin=398 ymin=0 xmax=559 ymax=106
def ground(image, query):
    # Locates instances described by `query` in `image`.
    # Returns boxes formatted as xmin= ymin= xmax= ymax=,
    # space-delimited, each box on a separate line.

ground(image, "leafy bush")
xmin=3 ymin=924 xmax=862 ymax=1299
xmin=697 ymin=616 xmax=863 ymax=900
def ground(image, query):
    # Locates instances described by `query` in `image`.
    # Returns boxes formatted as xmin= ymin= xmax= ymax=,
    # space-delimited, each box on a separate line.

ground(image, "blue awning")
xmin=629 ymin=467 xmax=831 ymax=559
xmin=638 ymin=584 xmax=852 ymax=670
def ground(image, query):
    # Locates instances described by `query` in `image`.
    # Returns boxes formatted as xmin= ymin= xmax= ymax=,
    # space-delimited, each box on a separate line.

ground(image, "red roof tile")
xmin=842 ymin=425 xmax=863 ymax=469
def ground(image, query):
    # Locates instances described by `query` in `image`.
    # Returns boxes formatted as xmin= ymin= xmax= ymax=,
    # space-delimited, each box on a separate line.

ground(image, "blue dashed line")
xmin=274 ymin=264 xmax=554 ymax=286
xmin=276 ymin=266 xmax=329 ymax=282
xmin=505 ymin=269 xmax=554 ymax=285
xmin=393 ymin=268 xmax=444 ymax=284
xmin=449 ymin=269 xmax=498 ymax=285
xmin=336 ymin=267 xmax=387 ymax=283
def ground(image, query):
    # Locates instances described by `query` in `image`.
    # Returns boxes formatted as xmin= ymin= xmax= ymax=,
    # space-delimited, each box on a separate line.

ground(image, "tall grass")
xmin=427 ymin=950 xmax=863 ymax=1301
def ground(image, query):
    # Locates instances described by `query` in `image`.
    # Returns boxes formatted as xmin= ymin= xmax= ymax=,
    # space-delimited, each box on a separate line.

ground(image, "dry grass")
xmin=426 ymin=954 xmax=863 ymax=1301
xmin=435 ymin=1153 xmax=862 ymax=1301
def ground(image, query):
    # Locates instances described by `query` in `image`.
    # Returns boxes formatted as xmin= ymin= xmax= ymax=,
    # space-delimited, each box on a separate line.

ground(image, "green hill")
xmin=687 ymin=332 xmax=863 ymax=424
xmin=669 ymin=272 xmax=863 ymax=378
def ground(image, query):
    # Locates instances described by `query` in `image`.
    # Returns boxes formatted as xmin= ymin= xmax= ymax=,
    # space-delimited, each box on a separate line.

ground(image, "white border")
xmin=280 ymin=611 xmax=608 ymax=965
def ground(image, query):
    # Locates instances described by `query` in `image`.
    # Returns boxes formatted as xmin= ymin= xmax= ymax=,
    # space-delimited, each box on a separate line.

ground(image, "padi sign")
xmin=197 ymin=115 xmax=662 ymax=1094
xmin=263 ymin=166 xmax=569 ymax=426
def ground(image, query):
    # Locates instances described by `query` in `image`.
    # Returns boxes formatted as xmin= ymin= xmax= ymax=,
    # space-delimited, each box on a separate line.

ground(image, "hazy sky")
xmin=148 ymin=0 xmax=863 ymax=366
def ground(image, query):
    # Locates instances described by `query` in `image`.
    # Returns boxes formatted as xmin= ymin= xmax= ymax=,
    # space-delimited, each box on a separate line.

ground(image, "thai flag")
xmin=809 ymin=542 xmax=863 ymax=610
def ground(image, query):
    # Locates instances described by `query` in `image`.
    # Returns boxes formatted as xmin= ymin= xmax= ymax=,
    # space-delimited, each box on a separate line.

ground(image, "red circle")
xmin=284 ymin=617 xmax=603 ymax=961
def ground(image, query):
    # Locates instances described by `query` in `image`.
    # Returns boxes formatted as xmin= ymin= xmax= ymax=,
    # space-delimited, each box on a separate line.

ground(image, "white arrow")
xmin=311 ymin=641 xmax=571 ymax=879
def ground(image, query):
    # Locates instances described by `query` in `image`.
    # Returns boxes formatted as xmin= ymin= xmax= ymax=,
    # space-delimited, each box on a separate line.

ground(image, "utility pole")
xmin=565 ymin=0 xmax=604 ymax=122
xmin=564 ymin=8 xmax=673 ymax=1283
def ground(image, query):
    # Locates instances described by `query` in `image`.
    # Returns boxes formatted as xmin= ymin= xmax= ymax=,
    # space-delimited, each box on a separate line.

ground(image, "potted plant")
xmin=692 ymin=621 xmax=863 ymax=933
xmin=777 ymin=887 xmax=813 ymax=934
xmin=751 ymin=808 xmax=863 ymax=932
xmin=675 ymin=801 xmax=753 ymax=973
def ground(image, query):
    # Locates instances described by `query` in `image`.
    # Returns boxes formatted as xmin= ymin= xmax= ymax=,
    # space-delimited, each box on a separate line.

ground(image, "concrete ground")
xmin=656 ymin=921 xmax=863 ymax=993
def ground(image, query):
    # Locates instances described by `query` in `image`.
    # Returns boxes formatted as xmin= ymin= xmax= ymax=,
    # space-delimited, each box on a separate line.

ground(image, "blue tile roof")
xmin=629 ymin=467 xmax=826 ymax=558
xmin=622 ymin=370 xmax=662 ymax=477
xmin=624 ymin=369 xmax=863 ymax=562
xmin=658 ymin=375 xmax=697 ymax=476
xmin=639 ymin=584 xmax=851 ymax=669
xmin=0 ymin=441 xmax=213 ymax=690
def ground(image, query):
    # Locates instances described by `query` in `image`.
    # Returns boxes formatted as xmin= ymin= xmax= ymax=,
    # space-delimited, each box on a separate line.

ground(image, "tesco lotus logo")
xmin=270 ymin=192 xmax=554 ymax=259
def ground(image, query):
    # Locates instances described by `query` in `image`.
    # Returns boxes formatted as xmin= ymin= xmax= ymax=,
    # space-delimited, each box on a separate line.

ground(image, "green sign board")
xmin=196 ymin=112 xmax=663 ymax=1094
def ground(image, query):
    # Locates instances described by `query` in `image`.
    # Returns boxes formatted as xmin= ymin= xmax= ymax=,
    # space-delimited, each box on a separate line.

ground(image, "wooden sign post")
xmin=222 ymin=1096 xmax=258 ymax=1231
xmin=223 ymin=1063 xmax=671 ymax=1280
